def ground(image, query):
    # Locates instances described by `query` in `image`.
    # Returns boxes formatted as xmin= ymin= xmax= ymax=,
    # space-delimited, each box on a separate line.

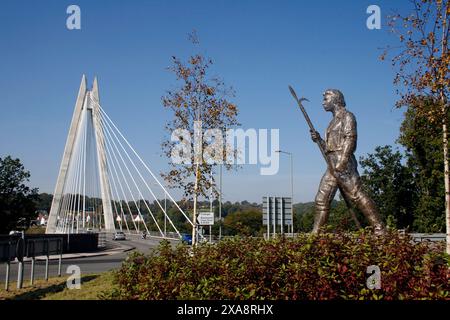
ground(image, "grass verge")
xmin=0 ymin=271 xmax=116 ymax=300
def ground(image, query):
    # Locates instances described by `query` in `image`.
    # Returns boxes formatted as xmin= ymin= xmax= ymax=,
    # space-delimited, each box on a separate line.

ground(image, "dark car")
xmin=181 ymin=233 xmax=192 ymax=245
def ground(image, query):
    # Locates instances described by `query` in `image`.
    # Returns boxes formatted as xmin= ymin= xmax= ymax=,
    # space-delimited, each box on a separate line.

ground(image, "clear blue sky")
xmin=0 ymin=0 xmax=412 ymax=203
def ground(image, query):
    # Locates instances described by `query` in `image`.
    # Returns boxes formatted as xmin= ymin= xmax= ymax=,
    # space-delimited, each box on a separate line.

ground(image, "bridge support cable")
xmin=95 ymin=106 xmax=187 ymax=238
xmin=96 ymin=103 xmax=194 ymax=229
xmin=97 ymin=109 xmax=145 ymax=234
xmin=100 ymin=120 xmax=138 ymax=234
xmin=95 ymin=107 xmax=178 ymax=237
xmin=96 ymin=103 xmax=208 ymax=241
xmin=94 ymin=101 xmax=209 ymax=240
xmin=47 ymin=76 xmax=194 ymax=239
xmin=56 ymin=100 xmax=87 ymax=233
xmin=96 ymin=113 xmax=150 ymax=233
xmin=95 ymin=104 xmax=196 ymax=239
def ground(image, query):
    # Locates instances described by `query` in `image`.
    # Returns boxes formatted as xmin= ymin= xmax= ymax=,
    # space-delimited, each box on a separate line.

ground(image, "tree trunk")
xmin=443 ymin=104 xmax=450 ymax=255
xmin=192 ymin=163 xmax=200 ymax=246
xmin=439 ymin=0 xmax=450 ymax=256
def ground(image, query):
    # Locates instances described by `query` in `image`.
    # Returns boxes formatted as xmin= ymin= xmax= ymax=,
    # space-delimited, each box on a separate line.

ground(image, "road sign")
xmin=262 ymin=196 xmax=292 ymax=238
xmin=197 ymin=212 xmax=214 ymax=225
xmin=262 ymin=196 xmax=293 ymax=225
xmin=0 ymin=240 xmax=17 ymax=262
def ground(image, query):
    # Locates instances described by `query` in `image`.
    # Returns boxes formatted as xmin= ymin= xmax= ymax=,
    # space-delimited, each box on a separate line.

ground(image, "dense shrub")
xmin=112 ymin=230 xmax=449 ymax=300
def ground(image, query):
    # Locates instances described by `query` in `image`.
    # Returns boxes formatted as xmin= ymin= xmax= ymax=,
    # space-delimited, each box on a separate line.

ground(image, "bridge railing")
xmin=0 ymin=234 xmax=64 ymax=291
xmin=410 ymin=233 xmax=446 ymax=243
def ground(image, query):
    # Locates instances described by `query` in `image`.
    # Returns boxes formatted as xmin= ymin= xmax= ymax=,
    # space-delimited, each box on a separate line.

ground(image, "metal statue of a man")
xmin=310 ymin=89 xmax=385 ymax=234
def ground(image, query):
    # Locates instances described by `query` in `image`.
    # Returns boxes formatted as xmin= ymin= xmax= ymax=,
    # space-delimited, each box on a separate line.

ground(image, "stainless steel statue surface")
xmin=308 ymin=89 xmax=385 ymax=234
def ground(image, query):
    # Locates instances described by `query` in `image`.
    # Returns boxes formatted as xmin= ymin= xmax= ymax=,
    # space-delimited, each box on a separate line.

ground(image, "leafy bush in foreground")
xmin=112 ymin=231 xmax=449 ymax=300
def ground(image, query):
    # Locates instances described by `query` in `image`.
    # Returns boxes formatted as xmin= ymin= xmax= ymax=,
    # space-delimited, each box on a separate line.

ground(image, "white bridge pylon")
xmin=46 ymin=75 xmax=194 ymax=239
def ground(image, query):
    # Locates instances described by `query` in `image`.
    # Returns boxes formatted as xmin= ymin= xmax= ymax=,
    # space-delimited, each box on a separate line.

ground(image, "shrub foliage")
xmin=112 ymin=231 xmax=449 ymax=300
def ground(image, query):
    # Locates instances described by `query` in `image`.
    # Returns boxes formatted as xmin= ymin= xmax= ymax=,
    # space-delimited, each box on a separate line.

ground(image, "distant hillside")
xmin=294 ymin=200 xmax=340 ymax=215
xmin=36 ymin=192 xmax=333 ymax=218
xmin=293 ymin=202 xmax=315 ymax=215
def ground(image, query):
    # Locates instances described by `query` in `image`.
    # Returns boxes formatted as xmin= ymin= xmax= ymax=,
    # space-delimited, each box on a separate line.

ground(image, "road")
xmin=0 ymin=236 xmax=177 ymax=284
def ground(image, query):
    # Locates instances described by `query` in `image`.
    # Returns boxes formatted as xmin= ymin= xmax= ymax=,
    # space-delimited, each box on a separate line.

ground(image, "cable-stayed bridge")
xmin=45 ymin=76 xmax=194 ymax=241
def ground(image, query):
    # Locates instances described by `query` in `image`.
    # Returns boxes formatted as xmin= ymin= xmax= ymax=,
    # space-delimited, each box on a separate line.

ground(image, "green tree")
xmin=328 ymin=199 xmax=361 ymax=231
xmin=295 ymin=205 xmax=315 ymax=233
xmin=359 ymin=146 xmax=416 ymax=230
xmin=383 ymin=0 xmax=450 ymax=252
xmin=222 ymin=210 xmax=262 ymax=236
xmin=35 ymin=192 xmax=53 ymax=212
xmin=294 ymin=200 xmax=357 ymax=233
xmin=398 ymin=101 xmax=447 ymax=232
xmin=0 ymin=156 xmax=38 ymax=233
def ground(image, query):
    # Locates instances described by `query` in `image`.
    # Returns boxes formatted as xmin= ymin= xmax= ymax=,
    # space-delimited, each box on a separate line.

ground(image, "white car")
xmin=113 ymin=231 xmax=126 ymax=241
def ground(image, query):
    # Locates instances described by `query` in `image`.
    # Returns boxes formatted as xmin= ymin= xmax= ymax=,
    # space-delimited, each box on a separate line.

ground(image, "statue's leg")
xmin=312 ymin=170 xmax=338 ymax=234
xmin=339 ymin=158 xmax=386 ymax=234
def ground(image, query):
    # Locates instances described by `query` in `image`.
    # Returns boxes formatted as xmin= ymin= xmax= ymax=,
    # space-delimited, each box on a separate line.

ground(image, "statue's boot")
xmin=355 ymin=196 xmax=386 ymax=235
xmin=312 ymin=207 xmax=329 ymax=234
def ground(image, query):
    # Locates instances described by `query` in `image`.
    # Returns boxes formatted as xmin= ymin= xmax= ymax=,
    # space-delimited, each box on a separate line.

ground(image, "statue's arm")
xmin=319 ymin=135 xmax=327 ymax=152
xmin=310 ymin=130 xmax=326 ymax=151
xmin=336 ymin=113 xmax=357 ymax=171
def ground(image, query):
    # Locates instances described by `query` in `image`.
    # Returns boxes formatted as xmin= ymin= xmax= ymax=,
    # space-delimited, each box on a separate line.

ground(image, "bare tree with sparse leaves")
xmin=161 ymin=32 xmax=239 ymax=244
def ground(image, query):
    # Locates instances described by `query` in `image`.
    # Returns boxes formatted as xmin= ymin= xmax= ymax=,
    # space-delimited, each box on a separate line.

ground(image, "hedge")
xmin=110 ymin=230 xmax=450 ymax=300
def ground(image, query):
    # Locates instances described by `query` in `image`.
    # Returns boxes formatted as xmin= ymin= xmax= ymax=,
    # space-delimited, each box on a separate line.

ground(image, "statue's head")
xmin=322 ymin=89 xmax=345 ymax=112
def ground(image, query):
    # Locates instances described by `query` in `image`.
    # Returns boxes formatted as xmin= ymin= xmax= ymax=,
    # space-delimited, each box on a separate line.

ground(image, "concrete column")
xmin=91 ymin=78 xmax=115 ymax=231
xmin=47 ymin=76 xmax=87 ymax=234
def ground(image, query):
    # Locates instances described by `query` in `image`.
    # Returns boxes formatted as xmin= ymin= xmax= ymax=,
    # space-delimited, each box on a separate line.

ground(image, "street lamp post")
xmin=164 ymin=192 xmax=167 ymax=237
xmin=276 ymin=150 xmax=294 ymax=235
xmin=219 ymin=163 xmax=222 ymax=241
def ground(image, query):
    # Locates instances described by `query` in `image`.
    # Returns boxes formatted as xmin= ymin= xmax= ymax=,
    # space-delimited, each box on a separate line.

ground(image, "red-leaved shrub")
xmin=111 ymin=230 xmax=449 ymax=300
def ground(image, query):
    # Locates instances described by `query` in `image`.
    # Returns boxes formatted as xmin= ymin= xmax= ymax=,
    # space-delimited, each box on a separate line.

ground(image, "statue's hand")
xmin=310 ymin=130 xmax=321 ymax=143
